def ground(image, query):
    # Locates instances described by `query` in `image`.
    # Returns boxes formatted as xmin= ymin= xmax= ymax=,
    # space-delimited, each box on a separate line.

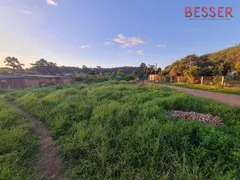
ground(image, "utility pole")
xmin=155 ymin=63 xmax=157 ymax=81
xmin=155 ymin=63 xmax=157 ymax=75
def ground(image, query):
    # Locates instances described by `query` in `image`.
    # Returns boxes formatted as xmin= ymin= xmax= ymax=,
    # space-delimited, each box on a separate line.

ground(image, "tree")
xmin=131 ymin=70 xmax=138 ymax=79
xmin=147 ymin=65 xmax=155 ymax=75
xmin=4 ymin=57 xmax=24 ymax=74
xmin=96 ymin=66 xmax=102 ymax=69
xmin=199 ymin=66 xmax=214 ymax=76
xmin=30 ymin=59 xmax=58 ymax=75
xmin=235 ymin=61 xmax=240 ymax=75
xmin=82 ymin=65 xmax=90 ymax=74
xmin=138 ymin=62 xmax=148 ymax=80
xmin=117 ymin=69 xmax=125 ymax=77
xmin=214 ymin=59 xmax=232 ymax=76
xmin=0 ymin=68 xmax=10 ymax=74
xmin=160 ymin=69 xmax=169 ymax=76
xmin=184 ymin=65 xmax=200 ymax=83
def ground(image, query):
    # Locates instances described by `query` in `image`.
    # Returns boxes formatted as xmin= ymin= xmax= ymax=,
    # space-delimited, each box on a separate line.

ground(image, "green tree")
xmin=4 ymin=57 xmax=24 ymax=74
xmin=30 ymin=59 xmax=58 ymax=75
xmin=117 ymin=69 xmax=125 ymax=77
xmin=184 ymin=65 xmax=200 ymax=83
xmin=235 ymin=61 xmax=240 ymax=75
xmin=199 ymin=66 xmax=214 ymax=76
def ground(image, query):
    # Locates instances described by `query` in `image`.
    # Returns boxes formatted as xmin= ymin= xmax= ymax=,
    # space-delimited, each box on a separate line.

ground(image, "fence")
xmin=150 ymin=74 xmax=240 ymax=87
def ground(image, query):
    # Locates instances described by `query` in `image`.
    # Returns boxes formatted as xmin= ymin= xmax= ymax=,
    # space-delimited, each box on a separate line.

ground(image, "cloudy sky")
xmin=0 ymin=0 xmax=240 ymax=68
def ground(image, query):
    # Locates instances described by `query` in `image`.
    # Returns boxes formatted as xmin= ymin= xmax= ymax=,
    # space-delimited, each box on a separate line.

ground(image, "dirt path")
xmin=158 ymin=84 xmax=240 ymax=106
xmin=10 ymin=103 xmax=65 ymax=180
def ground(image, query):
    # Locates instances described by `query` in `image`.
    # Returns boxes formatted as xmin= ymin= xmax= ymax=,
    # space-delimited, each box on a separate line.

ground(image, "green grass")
xmin=4 ymin=81 xmax=240 ymax=179
xmin=0 ymin=96 xmax=40 ymax=180
xmin=159 ymin=82 xmax=240 ymax=95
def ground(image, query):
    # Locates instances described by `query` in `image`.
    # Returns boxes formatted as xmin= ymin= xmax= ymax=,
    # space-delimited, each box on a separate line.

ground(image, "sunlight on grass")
xmin=5 ymin=81 xmax=240 ymax=179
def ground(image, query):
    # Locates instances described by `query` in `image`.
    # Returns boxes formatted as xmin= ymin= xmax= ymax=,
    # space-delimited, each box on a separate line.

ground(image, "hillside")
xmin=207 ymin=46 xmax=240 ymax=64
xmin=164 ymin=45 xmax=240 ymax=76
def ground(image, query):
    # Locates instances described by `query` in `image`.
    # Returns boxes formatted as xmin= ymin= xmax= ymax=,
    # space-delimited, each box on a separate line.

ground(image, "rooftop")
xmin=0 ymin=74 xmax=73 ymax=79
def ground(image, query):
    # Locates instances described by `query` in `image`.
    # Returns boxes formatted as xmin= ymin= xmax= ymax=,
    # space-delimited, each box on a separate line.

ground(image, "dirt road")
xmin=158 ymin=84 xmax=240 ymax=106
xmin=10 ymin=103 xmax=65 ymax=180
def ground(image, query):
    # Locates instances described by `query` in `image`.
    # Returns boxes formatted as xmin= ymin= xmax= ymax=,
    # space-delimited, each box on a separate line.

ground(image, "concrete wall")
xmin=25 ymin=79 xmax=40 ymax=87
xmin=0 ymin=77 xmax=74 ymax=89
xmin=0 ymin=78 xmax=25 ymax=89
xmin=62 ymin=78 xmax=73 ymax=84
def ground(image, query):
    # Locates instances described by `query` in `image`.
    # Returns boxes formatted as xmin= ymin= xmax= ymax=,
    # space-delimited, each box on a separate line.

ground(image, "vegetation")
xmin=4 ymin=57 xmax=24 ymax=74
xmin=75 ymin=72 xmax=134 ymax=83
xmin=133 ymin=63 xmax=161 ymax=80
xmin=0 ymin=96 xmax=40 ymax=180
xmin=30 ymin=58 xmax=58 ymax=75
xmin=0 ymin=67 xmax=10 ymax=74
xmin=163 ymin=46 xmax=240 ymax=77
xmin=183 ymin=65 xmax=200 ymax=83
xmin=1 ymin=56 xmax=159 ymax=83
xmin=5 ymin=82 xmax=240 ymax=179
xmin=236 ymin=62 xmax=240 ymax=75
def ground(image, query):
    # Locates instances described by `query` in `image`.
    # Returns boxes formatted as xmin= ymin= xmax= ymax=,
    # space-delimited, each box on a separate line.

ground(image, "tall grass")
xmin=5 ymin=81 xmax=240 ymax=179
xmin=0 ymin=96 xmax=40 ymax=180
xmin=159 ymin=82 xmax=240 ymax=95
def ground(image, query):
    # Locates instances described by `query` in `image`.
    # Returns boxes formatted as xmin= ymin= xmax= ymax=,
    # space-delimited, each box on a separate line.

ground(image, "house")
xmin=0 ymin=74 xmax=74 ymax=89
xmin=148 ymin=74 xmax=160 ymax=81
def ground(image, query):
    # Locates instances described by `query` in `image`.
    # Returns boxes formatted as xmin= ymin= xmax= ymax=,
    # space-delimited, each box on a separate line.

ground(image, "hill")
xmin=163 ymin=45 xmax=240 ymax=76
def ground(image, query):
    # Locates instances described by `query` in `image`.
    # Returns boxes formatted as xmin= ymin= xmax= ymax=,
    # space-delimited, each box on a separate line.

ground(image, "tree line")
xmin=1 ymin=57 xmax=160 ymax=81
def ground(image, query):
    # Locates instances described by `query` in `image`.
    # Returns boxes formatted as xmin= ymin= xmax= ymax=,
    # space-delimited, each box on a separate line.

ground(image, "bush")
xmin=213 ymin=76 xmax=223 ymax=85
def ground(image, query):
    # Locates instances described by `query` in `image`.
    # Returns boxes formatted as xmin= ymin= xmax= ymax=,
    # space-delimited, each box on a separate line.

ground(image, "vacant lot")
xmin=4 ymin=81 xmax=240 ymax=179
xmin=0 ymin=96 xmax=40 ymax=180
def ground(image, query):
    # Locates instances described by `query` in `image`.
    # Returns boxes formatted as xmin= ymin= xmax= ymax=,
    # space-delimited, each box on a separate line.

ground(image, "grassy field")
xmin=159 ymin=82 xmax=240 ymax=95
xmin=0 ymin=96 xmax=40 ymax=180
xmin=3 ymin=81 xmax=240 ymax=179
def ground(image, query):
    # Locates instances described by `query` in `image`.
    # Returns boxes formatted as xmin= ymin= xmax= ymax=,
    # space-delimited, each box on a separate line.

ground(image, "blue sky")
xmin=0 ymin=0 xmax=240 ymax=68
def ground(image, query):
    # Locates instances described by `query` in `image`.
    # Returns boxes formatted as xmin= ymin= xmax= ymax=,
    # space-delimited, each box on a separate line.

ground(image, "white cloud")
xmin=114 ymin=34 xmax=126 ymax=44
xmin=137 ymin=50 xmax=144 ymax=55
xmin=113 ymin=34 xmax=146 ymax=48
xmin=17 ymin=9 xmax=32 ymax=14
xmin=79 ymin=45 xmax=90 ymax=49
xmin=104 ymin=41 xmax=111 ymax=45
xmin=156 ymin=44 xmax=167 ymax=48
xmin=46 ymin=0 xmax=58 ymax=6
xmin=129 ymin=37 xmax=145 ymax=45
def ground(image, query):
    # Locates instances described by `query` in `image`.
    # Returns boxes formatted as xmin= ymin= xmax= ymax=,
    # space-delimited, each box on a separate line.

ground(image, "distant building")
xmin=148 ymin=74 xmax=160 ymax=81
xmin=0 ymin=74 xmax=74 ymax=89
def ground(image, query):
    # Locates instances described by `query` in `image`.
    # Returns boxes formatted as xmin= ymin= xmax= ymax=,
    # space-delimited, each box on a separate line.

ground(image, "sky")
xmin=0 ymin=0 xmax=240 ymax=69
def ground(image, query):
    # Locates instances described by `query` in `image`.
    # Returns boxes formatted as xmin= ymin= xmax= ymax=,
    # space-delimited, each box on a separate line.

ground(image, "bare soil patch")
xmin=10 ymin=103 xmax=65 ymax=180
